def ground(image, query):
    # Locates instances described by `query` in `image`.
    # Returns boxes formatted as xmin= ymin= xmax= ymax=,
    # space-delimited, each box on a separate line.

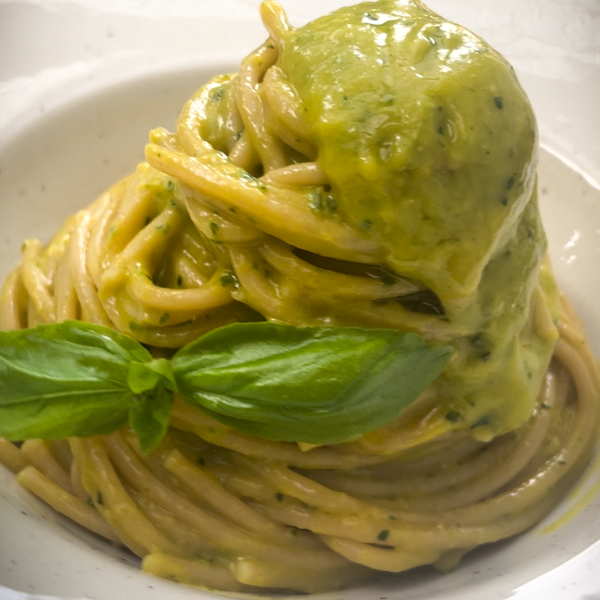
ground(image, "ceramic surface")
xmin=0 ymin=1 xmax=599 ymax=599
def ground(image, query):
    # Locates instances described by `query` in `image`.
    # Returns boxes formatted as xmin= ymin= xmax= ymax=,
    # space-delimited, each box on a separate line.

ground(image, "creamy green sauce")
xmin=276 ymin=0 xmax=557 ymax=438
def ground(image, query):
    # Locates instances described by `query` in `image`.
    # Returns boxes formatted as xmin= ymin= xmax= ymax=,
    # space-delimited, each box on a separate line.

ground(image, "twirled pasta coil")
xmin=1 ymin=0 xmax=599 ymax=594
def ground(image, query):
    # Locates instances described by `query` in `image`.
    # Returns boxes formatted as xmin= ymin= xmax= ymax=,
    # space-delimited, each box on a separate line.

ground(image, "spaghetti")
xmin=1 ymin=0 xmax=599 ymax=594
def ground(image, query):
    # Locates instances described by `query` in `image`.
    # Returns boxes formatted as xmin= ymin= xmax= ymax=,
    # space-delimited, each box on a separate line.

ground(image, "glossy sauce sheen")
xmin=278 ymin=0 xmax=555 ymax=438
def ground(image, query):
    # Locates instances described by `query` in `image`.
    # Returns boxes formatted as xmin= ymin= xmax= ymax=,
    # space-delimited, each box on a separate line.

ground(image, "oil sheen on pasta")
xmin=1 ymin=0 xmax=599 ymax=595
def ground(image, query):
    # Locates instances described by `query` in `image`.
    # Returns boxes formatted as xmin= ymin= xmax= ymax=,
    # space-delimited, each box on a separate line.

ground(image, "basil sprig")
xmin=0 ymin=321 xmax=453 ymax=451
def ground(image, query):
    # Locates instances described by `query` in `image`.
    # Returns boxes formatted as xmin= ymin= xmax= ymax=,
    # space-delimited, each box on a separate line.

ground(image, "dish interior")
xmin=0 ymin=64 xmax=599 ymax=600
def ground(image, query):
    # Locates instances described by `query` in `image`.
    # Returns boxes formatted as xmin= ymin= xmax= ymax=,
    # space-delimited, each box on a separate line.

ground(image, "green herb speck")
xmin=470 ymin=416 xmax=490 ymax=429
xmin=445 ymin=411 xmax=461 ymax=423
xmin=377 ymin=530 xmax=389 ymax=542
xmin=220 ymin=272 xmax=239 ymax=288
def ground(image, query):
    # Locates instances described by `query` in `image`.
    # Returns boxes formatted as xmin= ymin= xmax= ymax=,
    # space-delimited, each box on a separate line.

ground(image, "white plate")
xmin=1 ymin=1 xmax=599 ymax=599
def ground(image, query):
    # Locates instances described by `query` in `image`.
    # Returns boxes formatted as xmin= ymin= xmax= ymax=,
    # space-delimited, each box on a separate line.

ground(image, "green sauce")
xmin=277 ymin=0 xmax=557 ymax=438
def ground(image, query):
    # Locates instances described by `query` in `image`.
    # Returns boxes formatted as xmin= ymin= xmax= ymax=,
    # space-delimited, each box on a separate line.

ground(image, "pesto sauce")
xmin=279 ymin=0 xmax=537 ymax=302
xmin=276 ymin=0 xmax=556 ymax=437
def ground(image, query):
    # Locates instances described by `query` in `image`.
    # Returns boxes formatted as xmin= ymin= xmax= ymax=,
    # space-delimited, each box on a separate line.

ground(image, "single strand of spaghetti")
xmin=221 ymin=76 xmax=246 ymax=152
xmin=37 ymin=221 xmax=72 ymax=287
xmin=227 ymin=130 xmax=262 ymax=173
xmin=320 ymin=534 xmax=442 ymax=573
xmin=556 ymin=317 xmax=600 ymax=390
xmin=167 ymin=224 xmax=220 ymax=283
xmin=26 ymin=299 xmax=44 ymax=327
xmin=145 ymin=144 xmax=383 ymax=264
xmin=21 ymin=440 xmax=73 ymax=494
xmin=228 ymin=246 xmax=288 ymax=319
xmin=54 ymin=238 xmax=79 ymax=322
xmin=20 ymin=239 xmax=56 ymax=324
xmin=0 ymin=439 xmax=29 ymax=473
xmin=432 ymin=546 xmax=478 ymax=573
xmin=127 ymin=270 xmax=233 ymax=313
xmin=532 ymin=278 xmax=558 ymax=340
xmin=260 ymin=162 xmax=328 ymax=186
xmin=41 ymin=440 xmax=72 ymax=476
xmin=260 ymin=0 xmax=292 ymax=48
xmin=236 ymin=42 xmax=287 ymax=171
xmin=123 ymin=302 xmax=258 ymax=349
xmin=171 ymin=252 xmax=210 ymax=288
xmin=229 ymin=456 xmax=386 ymax=525
xmin=352 ymin=398 xmax=467 ymax=455
xmin=557 ymin=289 xmax=591 ymax=340
xmin=16 ymin=465 xmax=119 ymax=542
xmin=260 ymin=65 xmax=312 ymax=140
xmin=176 ymin=76 xmax=237 ymax=158
xmin=85 ymin=181 xmax=130 ymax=284
xmin=0 ymin=268 xmax=27 ymax=330
xmin=260 ymin=68 xmax=317 ymax=159
xmin=232 ymin=552 xmax=369 ymax=593
xmin=70 ymin=209 xmax=113 ymax=326
xmin=69 ymin=459 xmax=91 ymax=501
xmin=70 ymin=437 xmax=178 ymax=557
xmin=260 ymin=99 xmax=316 ymax=160
xmin=142 ymin=552 xmax=250 ymax=593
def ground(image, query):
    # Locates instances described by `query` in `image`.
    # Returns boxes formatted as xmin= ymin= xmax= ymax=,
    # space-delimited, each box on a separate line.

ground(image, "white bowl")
xmin=1 ymin=1 xmax=599 ymax=599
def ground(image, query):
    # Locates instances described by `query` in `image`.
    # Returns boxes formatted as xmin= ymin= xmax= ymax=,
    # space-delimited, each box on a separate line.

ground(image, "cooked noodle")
xmin=1 ymin=0 xmax=599 ymax=594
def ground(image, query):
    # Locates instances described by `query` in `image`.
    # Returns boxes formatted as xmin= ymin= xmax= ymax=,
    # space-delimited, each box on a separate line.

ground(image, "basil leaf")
xmin=173 ymin=323 xmax=454 ymax=444
xmin=127 ymin=358 xmax=177 ymax=452
xmin=0 ymin=321 xmax=152 ymax=441
xmin=129 ymin=385 xmax=174 ymax=453
xmin=127 ymin=358 xmax=177 ymax=394
xmin=0 ymin=320 xmax=453 ymax=450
